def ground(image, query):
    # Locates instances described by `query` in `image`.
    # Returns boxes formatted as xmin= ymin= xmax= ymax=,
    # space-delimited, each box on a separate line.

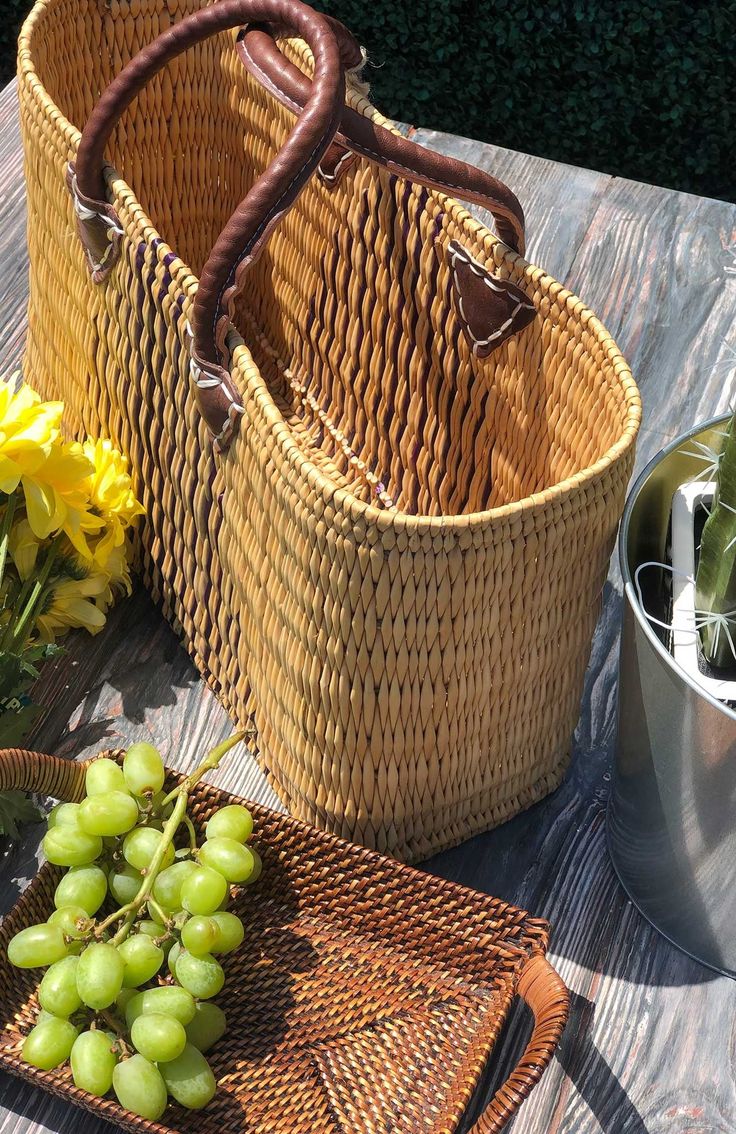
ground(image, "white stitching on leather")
xmin=448 ymin=242 xmax=535 ymax=354
xmin=318 ymin=147 xmax=355 ymax=185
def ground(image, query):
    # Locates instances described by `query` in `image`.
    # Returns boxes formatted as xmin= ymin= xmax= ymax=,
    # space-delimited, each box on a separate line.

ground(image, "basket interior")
xmin=25 ymin=0 xmax=633 ymax=517
xmin=0 ymin=773 xmax=544 ymax=1134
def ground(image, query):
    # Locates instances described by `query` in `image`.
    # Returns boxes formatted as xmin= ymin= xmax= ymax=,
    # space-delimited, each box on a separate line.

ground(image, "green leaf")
xmin=0 ymin=790 xmax=43 ymax=840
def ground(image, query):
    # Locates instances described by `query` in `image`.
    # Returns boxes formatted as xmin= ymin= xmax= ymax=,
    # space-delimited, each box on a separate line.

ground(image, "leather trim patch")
xmin=189 ymin=347 xmax=245 ymax=453
xmin=317 ymin=141 xmax=357 ymax=187
xmin=447 ymin=240 xmax=536 ymax=358
xmin=65 ymin=162 xmax=123 ymax=284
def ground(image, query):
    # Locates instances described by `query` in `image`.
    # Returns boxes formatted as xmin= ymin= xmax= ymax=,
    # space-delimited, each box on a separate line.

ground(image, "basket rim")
xmin=17 ymin=0 xmax=642 ymax=536
xmin=0 ymin=748 xmax=556 ymax=1134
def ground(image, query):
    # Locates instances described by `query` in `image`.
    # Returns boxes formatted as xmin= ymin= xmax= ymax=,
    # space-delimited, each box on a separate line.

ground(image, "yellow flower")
xmin=36 ymin=574 xmax=110 ymax=641
xmin=22 ymin=441 xmax=99 ymax=543
xmin=8 ymin=519 xmax=41 ymax=581
xmin=0 ymin=378 xmax=64 ymax=494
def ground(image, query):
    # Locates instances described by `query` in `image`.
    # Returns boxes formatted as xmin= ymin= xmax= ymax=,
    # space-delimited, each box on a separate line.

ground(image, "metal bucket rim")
xmin=619 ymin=412 xmax=736 ymax=724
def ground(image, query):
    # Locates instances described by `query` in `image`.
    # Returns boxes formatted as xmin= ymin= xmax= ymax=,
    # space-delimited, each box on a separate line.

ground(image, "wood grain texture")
xmin=0 ymin=78 xmax=735 ymax=1134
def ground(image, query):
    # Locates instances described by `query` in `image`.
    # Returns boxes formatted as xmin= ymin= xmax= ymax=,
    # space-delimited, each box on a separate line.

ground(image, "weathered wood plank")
xmin=0 ymin=81 xmax=735 ymax=1134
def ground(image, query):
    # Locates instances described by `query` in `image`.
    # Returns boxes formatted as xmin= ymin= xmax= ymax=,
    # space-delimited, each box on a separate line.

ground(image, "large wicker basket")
xmin=0 ymin=748 xmax=569 ymax=1133
xmin=17 ymin=0 xmax=641 ymax=861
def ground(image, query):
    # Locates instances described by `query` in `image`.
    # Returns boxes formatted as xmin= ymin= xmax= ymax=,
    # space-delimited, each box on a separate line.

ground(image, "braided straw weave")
xmin=0 ymin=748 xmax=569 ymax=1133
xmin=17 ymin=0 xmax=641 ymax=862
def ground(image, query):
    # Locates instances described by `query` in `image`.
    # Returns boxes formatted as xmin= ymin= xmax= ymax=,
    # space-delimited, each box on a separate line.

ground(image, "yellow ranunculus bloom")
xmin=36 ymin=574 xmax=110 ymax=641
xmin=22 ymin=441 xmax=99 ymax=543
xmin=0 ymin=379 xmax=64 ymax=494
xmin=8 ymin=519 xmax=41 ymax=581
xmin=0 ymin=376 xmax=144 ymax=649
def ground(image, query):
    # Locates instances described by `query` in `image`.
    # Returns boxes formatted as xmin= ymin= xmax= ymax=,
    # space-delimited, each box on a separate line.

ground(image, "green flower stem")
xmin=4 ymin=535 xmax=60 ymax=651
xmin=0 ymin=490 xmax=18 ymax=592
xmin=696 ymin=416 xmax=736 ymax=667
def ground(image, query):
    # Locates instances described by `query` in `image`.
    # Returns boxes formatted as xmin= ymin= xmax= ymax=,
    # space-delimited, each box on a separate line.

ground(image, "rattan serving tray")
xmin=0 ymin=749 xmax=569 ymax=1134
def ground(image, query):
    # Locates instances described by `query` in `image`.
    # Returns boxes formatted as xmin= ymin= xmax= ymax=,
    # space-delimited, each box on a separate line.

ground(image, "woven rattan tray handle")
xmin=0 ymin=748 xmax=87 ymax=802
xmin=472 ymin=953 xmax=569 ymax=1133
xmin=237 ymin=23 xmax=526 ymax=257
xmin=68 ymin=0 xmax=345 ymax=449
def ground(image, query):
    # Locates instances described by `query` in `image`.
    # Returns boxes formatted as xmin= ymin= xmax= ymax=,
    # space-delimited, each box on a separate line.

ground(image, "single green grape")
xmin=160 ymin=1043 xmax=216 ymax=1109
xmin=54 ymin=864 xmax=107 ymax=916
xmin=210 ymin=911 xmax=245 ymax=954
xmin=43 ymin=827 xmax=102 ymax=867
xmin=85 ymin=757 xmax=127 ymax=796
xmin=8 ymin=923 xmax=68 ymax=968
xmin=181 ymin=916 xmax=219 ymax=956
xmin=175 ymin=951 xmax=224 ymax=999
xmin=205 ymin=804 xmax=253 ymax=844
xmin=244 ymin=848 xmax=262 ymax=885
xmin=47 ymin=802 xmax=82 ymax=829
xmin=167 ymin=939 xmax=182 ymax=977
xmin=122 ymin=826 xmax=174 ymax=872
xmin=113 ymin=1053 xmax=168 ymax=1121
xmin=184 ymin=1002 xmax=226 ymax=1053
xmin=116 ymin=987 xmax=138 ymax=1015
xmin=131 ymin=1012 xmax=187 ymax=1063
xmin=137 ymin=918 xmax=167 ymax=942
xmin=180 ymin=865 xmax=228 ymax=916
xmin=123 ymin=743 xmax=165 ymax=796
xmin=124 ymin=984 xmax=196 ymax=1028
xmin=76 ymin=942 xmax=124 ymax=1009
xmin=36 ymin=1008 xmax=61 ymax=1025
xmin=47 ymin=906 xmax=91 ymax=940
xmin=117 ymin=934 xmax=164 ymax=987
xmin=22 ymin=1018 xmax=78 ymax=1070
xmin=78 ymin=791 xmax=139 ymax=837
xmin=109 ymin=864 xmax=143 ymax=906
xmin=199 ymin=838 xmax=255 ymax=883
xmin=70 ymin=1029 xmax=118 ymax=1096
xmin=152 ymin=860 xmax=197 ymax=910
xmin=38 ymin=955 xmax=82 ymax=1017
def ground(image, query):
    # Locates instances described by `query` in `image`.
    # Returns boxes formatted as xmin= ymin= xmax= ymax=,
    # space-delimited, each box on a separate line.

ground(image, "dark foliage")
xmin=0 ymin=0 xmax=732 ymax=201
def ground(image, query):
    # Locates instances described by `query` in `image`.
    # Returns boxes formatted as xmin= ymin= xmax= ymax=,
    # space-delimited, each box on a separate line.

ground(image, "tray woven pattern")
xmin=0 ymin=750 xmax=569 ymax=1134
xmin=18 ymin=0 xmax=641 ymax=860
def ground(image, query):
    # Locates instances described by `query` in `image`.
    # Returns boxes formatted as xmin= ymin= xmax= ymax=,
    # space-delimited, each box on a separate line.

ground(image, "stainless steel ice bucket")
xmin=610 ymin=415 xmax=736 ymax=976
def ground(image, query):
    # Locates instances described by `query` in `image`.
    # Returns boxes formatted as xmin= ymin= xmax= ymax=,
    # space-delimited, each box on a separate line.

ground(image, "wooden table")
xmin=1 ymin=75 xmax=736 ymax=1134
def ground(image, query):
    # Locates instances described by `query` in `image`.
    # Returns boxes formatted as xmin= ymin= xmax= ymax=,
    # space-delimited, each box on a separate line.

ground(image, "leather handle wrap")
xmin=471 ymin=953 xmax=570 ymax=1133
xmin=0 ymin=748 xmax=88 ymax=802
xmin=71 ymin=0 xmax=346 ymax=449
xmin=237 ymin=23 xmax=526 ymax=256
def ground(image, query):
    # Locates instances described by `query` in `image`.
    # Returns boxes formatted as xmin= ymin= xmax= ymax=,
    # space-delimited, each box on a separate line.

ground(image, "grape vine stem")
xmin=106 ymin=733 xmax=244 ymax=947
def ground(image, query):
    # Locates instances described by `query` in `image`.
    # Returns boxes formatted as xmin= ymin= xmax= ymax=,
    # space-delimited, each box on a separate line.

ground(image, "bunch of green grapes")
xmin=6 ymin=735 xmax=259 ymax=1120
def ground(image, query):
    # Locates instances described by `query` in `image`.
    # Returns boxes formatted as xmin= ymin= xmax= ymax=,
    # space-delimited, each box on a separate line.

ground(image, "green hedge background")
xmin=0 ymin=0 xmax=732 ymax=202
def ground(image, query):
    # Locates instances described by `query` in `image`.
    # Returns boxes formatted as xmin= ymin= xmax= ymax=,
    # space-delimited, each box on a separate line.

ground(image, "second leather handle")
xmin=237 ymin=23 xmax=526 ymax=256
xmin=71 ymin=0 xmax=345 ymax=448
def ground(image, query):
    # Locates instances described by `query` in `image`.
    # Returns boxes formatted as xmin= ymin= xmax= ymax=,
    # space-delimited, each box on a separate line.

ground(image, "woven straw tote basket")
xmin=17 ymin=0 xmax=641 ymax=862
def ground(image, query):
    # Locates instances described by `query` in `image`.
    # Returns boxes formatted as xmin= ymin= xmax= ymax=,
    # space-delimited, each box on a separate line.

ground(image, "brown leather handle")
xmin=69 ymin=0 xmax=346 ymax=449
xmin=237 ymin=22 xmax=526 ymax=256
xmin=471 ymin=953 xmax=569 ymax=1133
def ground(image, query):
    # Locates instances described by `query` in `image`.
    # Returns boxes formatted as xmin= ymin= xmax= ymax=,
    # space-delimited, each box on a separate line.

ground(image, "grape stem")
xmin=159 ymin=732 xmax=245 ymax=808
xmin=105 ymin=733 xmax=243 ymax=947
xmin=182 ymin=814 xmax=198 ymax=852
